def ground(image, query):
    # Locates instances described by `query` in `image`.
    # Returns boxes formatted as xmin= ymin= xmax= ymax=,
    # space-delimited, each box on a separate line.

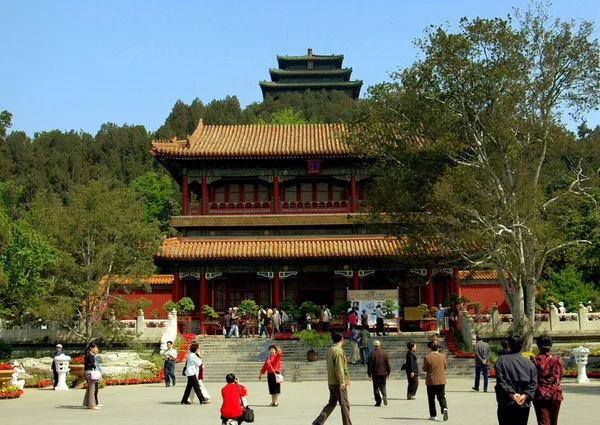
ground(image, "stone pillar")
xmin=54 ymin=354 xmax=71 ymax=391
xmin=201 ymin=177 xmax=208 ymax=215
xmin=136 ymin=309 xmax=146 ymax=333
xmin=182 ymin=175 xmax=189 ymax=216
xmin=572 ymin=346 xmax=590 ymax=383
xmin=549 ymin=303 xmax=559 ymax=331
xmin=491 ymin=303 xmax=500 ymax=336
xmin=460 ymin=305 xmax=475 ymax=347
xmin=426 ymin=270 xmax=434 ymax=307
xmin=273 ymin=176 xmax=279 ymax=214
xmin=578 ymin=303 xmax=589 ymax=330
xmin=350 ymin=175 xmax=357 ymax=213
xmin=273 ymin=273 xmax=281 ymax=307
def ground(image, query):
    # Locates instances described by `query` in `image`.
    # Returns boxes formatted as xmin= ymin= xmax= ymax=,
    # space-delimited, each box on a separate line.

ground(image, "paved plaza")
xmin=2 ymin=377 xmax=599 ymax=425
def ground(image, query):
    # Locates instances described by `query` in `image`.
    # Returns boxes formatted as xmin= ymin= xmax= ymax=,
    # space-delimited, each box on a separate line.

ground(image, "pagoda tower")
xmin=259 ymin=48 xmax=363 ymax=100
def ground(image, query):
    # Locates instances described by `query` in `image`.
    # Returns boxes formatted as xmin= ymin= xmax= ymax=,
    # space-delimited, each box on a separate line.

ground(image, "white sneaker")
xmin=428 ymin=417 xmax=437 ymax=421
xmin=442 ymin=408 xmax=448 ymax=421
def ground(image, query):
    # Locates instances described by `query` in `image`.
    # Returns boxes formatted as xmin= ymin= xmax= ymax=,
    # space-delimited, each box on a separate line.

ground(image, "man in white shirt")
xmin=375 ymin=305 xmax=386 ymax=336
xmin=161 ymin=341 xmax=178 ymax=387
xmin=322 ymin=304 xmax=332 ymax=332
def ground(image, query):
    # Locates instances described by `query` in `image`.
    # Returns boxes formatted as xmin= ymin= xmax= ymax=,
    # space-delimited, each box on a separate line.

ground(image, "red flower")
xmin=0 ymin=363 xmax=15 ymax=370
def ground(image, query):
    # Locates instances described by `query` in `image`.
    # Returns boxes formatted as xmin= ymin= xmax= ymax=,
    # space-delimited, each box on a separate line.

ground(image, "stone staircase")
xmin=174 ymin=334 xmax=474 ymax=383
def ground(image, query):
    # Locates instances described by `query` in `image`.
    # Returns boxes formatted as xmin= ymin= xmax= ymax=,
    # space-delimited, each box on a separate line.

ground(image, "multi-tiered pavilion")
xmin=148 ymin=120 xmax=507 ymax=322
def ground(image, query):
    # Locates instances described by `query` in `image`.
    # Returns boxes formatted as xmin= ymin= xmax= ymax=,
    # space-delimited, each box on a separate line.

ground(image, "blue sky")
xmin=2 ymin=1 xmax=599 ymax=137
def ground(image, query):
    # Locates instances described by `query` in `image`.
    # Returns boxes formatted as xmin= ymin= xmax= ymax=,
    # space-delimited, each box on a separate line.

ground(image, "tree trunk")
xmin=523 ymin=282 xmax=537 ymax=352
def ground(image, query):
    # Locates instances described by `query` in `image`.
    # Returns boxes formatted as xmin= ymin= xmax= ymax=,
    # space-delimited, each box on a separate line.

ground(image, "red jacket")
xmin=260 ymin=353 xmax=281 ymax=374
xmin=221 ymin=383 xmax=247 ymax=418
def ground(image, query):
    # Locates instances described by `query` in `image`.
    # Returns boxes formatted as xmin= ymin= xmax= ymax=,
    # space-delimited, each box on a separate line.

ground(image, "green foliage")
xmin=330 ymin=301 xmax=351 ymax=316
xmin=295 ymin=329 xmax=332 ymax=351
xmin=0 ymin=110 xmax=11 ymax=141
xmin=537 ymin=266 xmax=600 ymax=312
xmin=201 ymin=304 xmax=219 ymax=320
xmin=468 ymin=303 xmax=483 ymax=314
xmin=0 ymin=339 xmax=12 ymax=361
xmin=162 ymin=300 xmax=177 ymax=313
xmin=278 ymin=297 xmax=298 ymax=317
xmin=176 ymin=297 xmax=195 ymax=313
xmin=129 ymin=172 xmax=179 ymax=234
xmin=238 ymin=299 xmax=259 ymax=317
xmin=299 ymin=301 xmax=321 ymax=319
xmin=382 ymin=299 xmax=397 ymax=315
xmin=132 ymin=297 xmax=152 ymax=314
xmin=150 ymin=309 xmax=160 ymax=319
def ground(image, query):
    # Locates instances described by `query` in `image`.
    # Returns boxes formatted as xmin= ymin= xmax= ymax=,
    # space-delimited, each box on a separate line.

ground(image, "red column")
xmin=172 ymin=272 xmax=181 ymax=303
xmin=452 ymin=267 xmax=461 ymax=297
xmin=426 ymin=269 xmax=434 ymax=307
xmin=199 ymin=274 xmax=207 ymax=320
xmin=273 ymin=274 xmax=280 ymax=308
xmin=182 ymin=176 xmax=189 ymax=216
xmin=273 ymin=176 xmax=279 ymax=214
xmin=350 ymin=175 xmax=357 ymax=213
xmin=201 ymin=177 xmax=207 ymax=215
xmin=352 ymin=271 xmax=359 ymax=290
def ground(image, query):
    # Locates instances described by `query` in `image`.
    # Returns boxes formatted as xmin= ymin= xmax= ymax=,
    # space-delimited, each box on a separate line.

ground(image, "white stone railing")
xmin=460 ymin=303 xmax=600 ymax=344
xmin=0 ymin=310 xmax=178 ymax=344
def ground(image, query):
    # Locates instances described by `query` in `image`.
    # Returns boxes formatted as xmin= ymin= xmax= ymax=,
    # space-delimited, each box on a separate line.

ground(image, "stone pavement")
xmin=2 ymin=377 xmax=599 ymax=425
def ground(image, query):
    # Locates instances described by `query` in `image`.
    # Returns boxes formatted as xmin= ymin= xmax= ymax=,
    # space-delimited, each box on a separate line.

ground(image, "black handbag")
xmin=236 ymin=383 xmax=254 ymax=422
xmin=182 ymin=361 xmax=187 ymax=376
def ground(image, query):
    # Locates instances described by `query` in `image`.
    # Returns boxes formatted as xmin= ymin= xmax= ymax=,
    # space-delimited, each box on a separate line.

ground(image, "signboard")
xmin=347 ymin=289 xmax=399 ymax=326
xmin=403 ymin=307 xmax=423 ymax=321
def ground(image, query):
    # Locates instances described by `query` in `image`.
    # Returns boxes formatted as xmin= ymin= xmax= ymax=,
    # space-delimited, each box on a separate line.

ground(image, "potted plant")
xmin=201 ymin=305 xmax=219 ymax=321
xmin=330 ymin=301 xmax=351 ymax=317
xmin=295 ymin=330 xmax=332 ymax=361
xmin=278 ymin=297 xmax=298 ymax=319
xmin=382 ymin=299 xmax=397 ymax=318
xmin=238 ymin=299 xmax=259 ymax=318
xmin=0 ymin=363 xmax=14 ymax=386
xmin=162 ymin=300 xmax=177 ymax=314
xmin=467 ymin=302 xmax=482 ymax=315
xmin=299 ymin=301 xmax=321 ymax=328
xmin=176 ymin=297 xmax=195 ymax=314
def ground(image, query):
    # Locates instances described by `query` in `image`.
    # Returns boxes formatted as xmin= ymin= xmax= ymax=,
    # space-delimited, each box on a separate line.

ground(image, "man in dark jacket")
xmin=473 ymin=334 xmax=491 ymax=392
xmin=494 ymin=334 xmax=537 ymax=425
xmin=404 ymin=341 xmax=419 ymax=400
xmin=367 ymin=340 xmax=391 ymax=407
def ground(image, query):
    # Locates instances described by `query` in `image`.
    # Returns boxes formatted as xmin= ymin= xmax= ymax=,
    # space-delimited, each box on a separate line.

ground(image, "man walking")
xmin=375 ymin=304 xmax=385 ymax=336
xmin=228 ymin=307 xmax=239 ymax=338
xmin=312 ymin=332 xmax=352 ymax=425
xmin=223 ymin=308 xmax=232 ymax=338
xmin=423 ymin=341 xmax=449 ymax=421
xmin=367 ymin=340 xmax=391 ymax=407
xmin=358 ymin=325 xmax=370 ymax=365
xmin=494 ymin=334 xmax=537 ymax=425
xmin=473 ymin=335 xmax=491 ymax=392
xmin=271 ymin=308 xmax=281 ymax=336
xmin=436 ymin=304 xmax=447 ymax=333
xmin=161 ymin=340 xmax=177 ymax=387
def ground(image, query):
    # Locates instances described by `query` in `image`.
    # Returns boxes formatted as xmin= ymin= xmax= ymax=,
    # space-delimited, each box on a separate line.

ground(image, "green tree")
xmin=536 ymin=266 xmax=600 ymax=312
xmin=36 ymin=178 xmax=161 ymax=344
xmin=0 ymin=110 xmax=11 ymax=142
xmin=129 ymin=171 xmax=179 ymax=233
xmin=351 ymin=3 xmax=600 ymax=348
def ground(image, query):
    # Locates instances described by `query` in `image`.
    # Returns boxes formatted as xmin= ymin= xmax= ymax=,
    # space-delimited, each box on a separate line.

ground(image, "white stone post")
xmin=549 ymin=303 xmax=559 ymax=331
xmin=578 ymin=303 xmax=589 ymax=330
xmin=572 ymin=346 xmax=590 ymax=383
xmin=136 ymin=309 xmax=146 ymax=333
xmin=54 ymin=354 xmax=71 ymax=391
xmin=491 ymin=303 xmax=500 ymax=336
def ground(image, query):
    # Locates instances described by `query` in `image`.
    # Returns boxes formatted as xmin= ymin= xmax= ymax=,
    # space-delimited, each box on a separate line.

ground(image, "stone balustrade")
xmin=0 ymin=310 xmax=178 ymax=344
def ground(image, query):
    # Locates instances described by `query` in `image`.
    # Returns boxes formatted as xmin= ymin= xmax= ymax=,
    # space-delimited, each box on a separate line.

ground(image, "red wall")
xmin=118 ymin=288 xmax=173 ymax=319
xmin=460 ymin=284 xmax=510 ymax=314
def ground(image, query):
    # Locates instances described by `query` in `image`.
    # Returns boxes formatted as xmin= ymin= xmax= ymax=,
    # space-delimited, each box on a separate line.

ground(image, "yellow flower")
xmin=521 ymin=352 xmax=536 ymax=359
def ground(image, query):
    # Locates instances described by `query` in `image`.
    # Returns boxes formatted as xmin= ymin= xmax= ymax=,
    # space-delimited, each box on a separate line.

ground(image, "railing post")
xmin=579 ymin=303 xmax=588 ymax=330
xmin=136 ymin=309 xmax=146 ymax=334
xmin=549 ymin=303 xmax=559 ymax=331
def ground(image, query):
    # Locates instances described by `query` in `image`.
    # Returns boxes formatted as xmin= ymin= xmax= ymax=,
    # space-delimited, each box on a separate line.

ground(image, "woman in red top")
xmin=220 ymin=373 xmax=247 ymax=425
xmin=259 ymin=344 xmax=282 ymax=406
xmin=532 ymin=334 xmax=563 ymax=425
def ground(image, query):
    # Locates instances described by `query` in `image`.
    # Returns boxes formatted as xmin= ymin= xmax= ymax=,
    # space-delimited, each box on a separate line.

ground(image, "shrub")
xmin=0 ymin=340 xmax=12 ymax=361
xmin=162 ymin=300 xmax=176 ymax=313
xmin=176 ymin=297 xmax=195 ymax=313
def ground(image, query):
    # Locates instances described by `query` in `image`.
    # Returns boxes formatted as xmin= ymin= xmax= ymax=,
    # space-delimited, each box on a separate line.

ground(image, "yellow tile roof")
xmin=151 ymin=120 xmax=353 ymax=158
xmin=154 ymin=235 xmax=447 ymax=260
xmin=458 ymin=270 xmax=508 ymax=281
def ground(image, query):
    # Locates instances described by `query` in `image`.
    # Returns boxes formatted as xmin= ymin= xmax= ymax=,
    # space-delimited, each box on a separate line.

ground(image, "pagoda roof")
xmin=151 ymin=121 xmax=354 ymax=159
xmin=154 ymin=235 xmax=450 ymax=261
xmin=259 ymin=81 xmax=363 ymax=99
xmin=269 ymin=68 xmax=353 ymax=81
xmin=458 ymin=270 xmax=508 ymax=281
xmin=277 ymin=53 xmax=344 ymax=61
xmin=172 ymin=213 xmax=360 ymax=228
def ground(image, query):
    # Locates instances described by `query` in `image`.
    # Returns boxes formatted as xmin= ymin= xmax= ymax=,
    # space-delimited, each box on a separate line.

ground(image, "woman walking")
xmin=181 ymin=342 xmax=206 ymax=405
xmin=83 ymin=342 xmax=101 ymax=410
xmin=189 ymin=355 xmax=212 ymax=403
xmin=404 ymin=341 xmax=419 ymax=400
xmin=532 ymin=334 xmax=563 ymax=425
xmin=259 ymin=344 xmax=282 ymax=406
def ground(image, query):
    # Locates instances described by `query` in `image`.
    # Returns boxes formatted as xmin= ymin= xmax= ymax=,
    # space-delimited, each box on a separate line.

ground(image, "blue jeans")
xmin=164 ymin=360 xmax=176 ymax=386
xmin=474 ymin=364 xmax=488 ymax=390
xmin=360 ymin=347 xmax=370 ymax=364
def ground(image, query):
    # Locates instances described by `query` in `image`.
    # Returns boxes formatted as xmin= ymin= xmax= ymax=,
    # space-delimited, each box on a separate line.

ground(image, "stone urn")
xmin=69 ymin=364 xmax=86 ymax=388
xmin=0 ymin=368 xmax=14 ymax=386
xmin=53 ymin=354 xmax=71 ymax=391
xmin=306 ymin=350 xmax=318 ymax=362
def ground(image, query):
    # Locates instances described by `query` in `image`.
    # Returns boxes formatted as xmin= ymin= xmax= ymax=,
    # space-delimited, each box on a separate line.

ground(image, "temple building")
xmin=259 ymin=48 xmax=363 ymax=100
xmin=144 ymin=121 xmax=509 ymax=325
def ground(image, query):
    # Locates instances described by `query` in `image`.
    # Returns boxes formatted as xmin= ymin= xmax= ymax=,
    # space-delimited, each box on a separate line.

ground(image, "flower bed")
xmin=0 ymin=384 xmax=23 ymax=400
xmin=25 ymin=378 xmax=53 ymax=388
xmin=442 ymin=331 xmax=475 ymax=358
xmin=176 ymin=333 xmax=196 ymax=362
xmin=70 ymin=355 xmax=85 ymax=365
xmin=0 ymin=363 xmax=15 ymax=371
xmin=273 ymin=332 xmax=298 ymax=340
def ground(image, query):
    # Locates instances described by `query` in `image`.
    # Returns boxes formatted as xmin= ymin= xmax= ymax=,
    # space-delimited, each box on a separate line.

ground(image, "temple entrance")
xmin=300 ymin=289 xmax=332 ymax=307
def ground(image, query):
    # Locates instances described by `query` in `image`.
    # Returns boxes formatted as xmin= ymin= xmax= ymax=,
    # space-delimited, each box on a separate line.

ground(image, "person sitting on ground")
xmin=221 ymin=373 xmax=248 ymax=425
